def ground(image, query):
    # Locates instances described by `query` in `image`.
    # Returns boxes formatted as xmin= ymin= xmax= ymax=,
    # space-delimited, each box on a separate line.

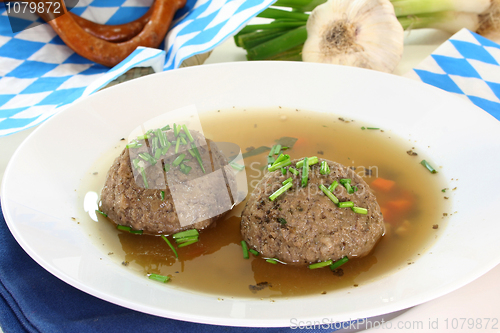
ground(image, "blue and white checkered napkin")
xmin=0 ymin=0 xmax=274 ymax=137
xmin=405 ymin=28 xmax=500 ymax=121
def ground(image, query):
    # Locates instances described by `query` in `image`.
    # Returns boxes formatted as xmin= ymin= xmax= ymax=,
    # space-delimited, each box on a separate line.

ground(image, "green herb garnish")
xmin=269 ymin=182 xmax=293 ymax=201
xmin=282 ymin=177 xmax=293 ymax=185
xmin=173 ymin=153 xmax=185 ymax=166
xmin=319 ymin=184 xmax=339 ymax=204
xmin=338 ymin=201 xmax=354 ymax=208
xmin=308 ymin=260 xmax=333 ymax=269
xmin=421 ymin=160 xmax=437 ymax=173
xmin=296 ymin=156 xmax=318 ymax=168
xmin=301 ymin=157 xmax=309 ymax=187
xmin=249 ymin=249 xmax=260 ymax=256
xmin=320 ymin=161 xmax=330 ymax=175
xmin=288 ymin=167 xmax=298 ymax=176
xmin=278 ymin=218 xmax=287 ymax=225
xmin=241 ymin=240 xmax=250 ymax=259
xmin=330 ymin=256 xmax=349 ymax=270
xmin=148 ymin=273 xmax=170 ymax=283
xmin=352 ymin=206 xmax=368 ymax=214
xmin=161 ymin=235 xmax=178 ymax=259
xmin=328 ymin=180 xmax=339 ymax=192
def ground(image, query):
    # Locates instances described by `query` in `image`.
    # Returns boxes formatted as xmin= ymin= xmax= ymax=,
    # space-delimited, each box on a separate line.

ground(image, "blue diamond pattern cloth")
xmin=0 ymin=0 xmax=275 ymax=136
xmin=405 ymin=28 xmax=500 ymax=121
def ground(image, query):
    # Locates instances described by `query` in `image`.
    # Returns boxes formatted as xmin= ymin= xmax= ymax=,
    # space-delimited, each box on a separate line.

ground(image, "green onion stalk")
xmin=234 ymin=0 xmax=498 ymax=62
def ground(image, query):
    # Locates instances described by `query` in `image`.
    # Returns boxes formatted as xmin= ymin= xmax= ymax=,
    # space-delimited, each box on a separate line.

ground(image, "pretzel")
xmin=37 ymin=0 xmax=185 ymax=67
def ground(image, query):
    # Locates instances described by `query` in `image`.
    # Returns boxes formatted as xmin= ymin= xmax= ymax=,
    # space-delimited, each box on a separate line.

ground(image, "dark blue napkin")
xmin=0 ymin=200 xmax=343 ymax=333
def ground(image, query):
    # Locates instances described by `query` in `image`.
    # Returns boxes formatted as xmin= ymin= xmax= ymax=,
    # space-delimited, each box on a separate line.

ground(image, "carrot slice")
xmin=371 ymin=177 xmax=396 ymax=192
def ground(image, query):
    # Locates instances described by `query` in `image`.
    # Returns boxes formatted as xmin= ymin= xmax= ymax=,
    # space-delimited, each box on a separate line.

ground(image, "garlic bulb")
xmin=302 ymin=0 xmax=404 ymax=73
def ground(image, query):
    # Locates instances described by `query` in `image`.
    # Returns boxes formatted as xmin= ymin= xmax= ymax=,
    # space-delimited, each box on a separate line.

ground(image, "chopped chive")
xmin=161 ymin=235 xmax=178 ymax=258
xmin=441 ymin=188 xmax=448 ymax=192
xmin=173 ymin=229 xmax=199 ymax=239
xmin=278 ymin=217 xmax=287 ymax=225
xmin=117 ymin=225 xmax=131 ymax=231
xmin=330 ymin=256 xmax=349 ymax=270
xmin=268 ymin=145 xmax=277 ymax=157
xmin=148 ymin=273 xmax=170 ymax=283
xmin=296 ymin=156 xmax=318 ymax=168
xmin=249 ymin=249 xmax=260 ymax=256
xmin=139 ymin=167 xmax=149 ymax=189
xmin=154 ymin=147 xmax=162 ymax=160
xmin=361 ymin=127 xmax=366 ymax=130
xmin=173 ymin=153 xmax=185 ymax=166
xmin=136 ymin=134 xmax=149 ymax=140
xmin=175 ymin=137 xmax=181 ymax=154
xmin=162 ymin=141 xmax=171 ymax=155
xmin=328 ymin=181 xmax=339 ymax=192
xmin=274 ymin=144 xmax=282 ymax=155
xmin=160 ymin=191 xmax=165 ymax=200
xmin=180 ymin=136 xmax=188 ymax=145
xmin=319 ymin=184 xmax=339 ymax=204
xmin=282 ymin=146 xmax=289 ymax=150
xmin=179 ymin=132 xmax=187 ymax=138
xmin=267 ymin=155 xmax=276 ymax=165
xmin=191 ymin=146 xmax=206 ymax=173
xmin=173 ymin=123 xmax=179 ymax=137
xmin=96 ymin=210 xmax=108 ymax=217
xmin=340 ymin=178 xmax=354 ymax=194
xmin=301 ymin=157 xmax=309 ymax=187
xmin=268 ymin=159 xmax=291 ymax=172
xmin=181 ymin=125 xmax=194 ymax=142
xmin=421 ymin=160 xmax=437 ymax=173
xmin=230 ymin=162 xmax=245 ymax=171
xmin=352 ymin=206 xmax=368 ymax=214
xmin=180 ymin=165 xmax=192 ymax=174
xmin=161 ymin=124 xmax=171 ymax=131
xmin=177 ymin=239 xmax=198 ymax=247
xmin=338 ymin=201 xmax=354 ymax=208
xmin=155 ymin=129 xmax=166 ymax=147
xmin=139 ymin=152 xmax=156 ymax=165
xmin=320 ymin=161 xmax=330 ymax=175
xmin=289 ymin=167 xmax=298 ymax=176
xmin=266 ymin=258 xmax=278 ymax=264
xmin=132 ymin=158 xmax=140 ymax=169
xmin=352 ymin=186 xmax=358 ymax=193
xmin=175 ymin=235 xmax=198 ymax=243
xmin=241 ymin=240 xmax=250 ymax=259
xmin=129 ymin=229 xmax=143 ymax=235
xmin=367 ymin=127 xmax=380 ymax=130
xmin=282 ymin=177 xmax=293 ymax=185
xmin=308 ymin=260 xmax=333 ymax=269
xmin=269 ymin=182 xmax=293 ymax=201
xmin=164 ymin=163 xmax=170 ymax=172
xmin=281 ymin=167 xmax=287 ymax=175
xmin=271 ymin=153 xmax=289 ymax=167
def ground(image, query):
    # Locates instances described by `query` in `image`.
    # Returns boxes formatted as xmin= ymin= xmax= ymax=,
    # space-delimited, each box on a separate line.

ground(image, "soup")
xmin=79 ymin=107 xmax=451 ymax=298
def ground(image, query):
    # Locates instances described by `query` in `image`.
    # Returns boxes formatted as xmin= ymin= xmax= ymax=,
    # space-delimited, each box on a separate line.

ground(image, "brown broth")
xmin=78 ymin=107 xmax=450 ymax=299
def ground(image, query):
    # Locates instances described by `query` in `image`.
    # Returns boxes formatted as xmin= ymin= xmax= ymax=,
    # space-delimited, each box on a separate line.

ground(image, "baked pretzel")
xmin=37 ymin=0 xmax=185 ymax=67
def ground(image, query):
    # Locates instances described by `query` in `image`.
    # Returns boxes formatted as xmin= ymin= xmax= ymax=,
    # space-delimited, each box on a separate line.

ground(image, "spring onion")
xmin=308 ymin=259 xmax=333 ymax=269
xmin=164 ymin=163 xmax=170 ymax=172
xmin=235 ymin=0 xmax=498 ymax=71
xmin=241 ymin=240 xmax=250 ymax=259
xmin=289 ymin=167 xmax=299 ymax=176
xmin=269 ymin=182 xmax=293 ymax=201
xmin=282 ymin=177 xmax=293 ymax=185
xmin=278 ymin=217 xmax=287 ymax=225
xmin=117 ymin=225 xmax=131 ymax=232
xmin=129 ymin=229 xmax=143 ymax=235
xmin=330 ymin=256 xmax=349 ymax=270
xmin=352 ymin=206 xmax=368 ymax=214
xmin=148 ymin=273 xmax=170 ymax=283
xmin=182 ymin=125 xmax=195 ymax=142
xmin=266 ymin=258 xmax=278 ymax=264
xmin=271 ymin=153 xmax=289 ymax=167
xmin=139 ymin=167 xmax=149 ymax=189
xmin=249 ymin=249 xmax=260 ymax=256
xmin=301 ymin=157 xmax=309 ymax=187
xmin=160 ymin=191 xmax=165 ymax=200
xmin=180 ymin=164 xmax=192 ymax=175
xmin=319 ymin=184 xmax=339 ymax=204
xmin=421 ymin=160 xmax=437 ymax=173
xmin=161 ymin=235 xmax=178 ymax=259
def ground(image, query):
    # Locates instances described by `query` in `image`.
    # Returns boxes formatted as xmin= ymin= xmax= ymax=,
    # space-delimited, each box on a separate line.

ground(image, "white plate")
xmin=2 ymin=62 xmax=500 ymax=327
